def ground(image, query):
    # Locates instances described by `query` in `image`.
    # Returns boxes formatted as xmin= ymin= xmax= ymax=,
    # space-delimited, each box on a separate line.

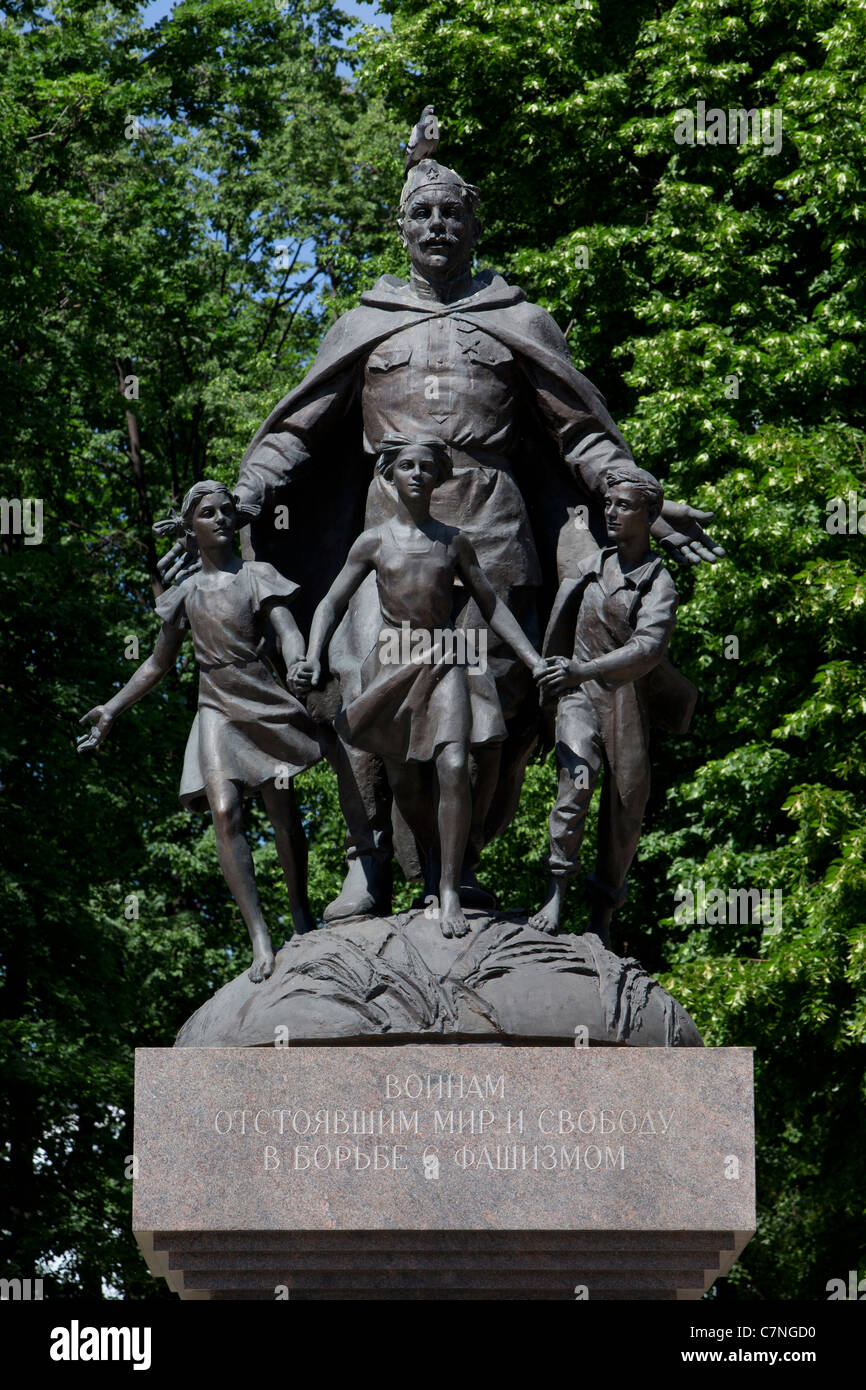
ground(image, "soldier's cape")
xmin=240 ymin=269 xmax=635 ymax=634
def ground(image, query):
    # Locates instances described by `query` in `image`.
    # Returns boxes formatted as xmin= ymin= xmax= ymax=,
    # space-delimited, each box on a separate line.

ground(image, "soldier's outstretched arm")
xmin=234 ymin=357 xmax=358 ymax=517
xmin=516 ymin=319 xmax=725 ymax=567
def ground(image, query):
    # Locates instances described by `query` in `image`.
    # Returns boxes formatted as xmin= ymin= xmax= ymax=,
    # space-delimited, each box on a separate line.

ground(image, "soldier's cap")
xmin=399 ymin=159 xmax=480 ymax=216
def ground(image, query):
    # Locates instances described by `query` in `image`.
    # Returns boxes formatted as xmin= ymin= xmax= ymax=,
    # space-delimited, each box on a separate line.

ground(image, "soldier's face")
xmin=604 ymin=484 xmax=650 ymax=544
xmin=402 ymin=188 xmax=475 ymax=278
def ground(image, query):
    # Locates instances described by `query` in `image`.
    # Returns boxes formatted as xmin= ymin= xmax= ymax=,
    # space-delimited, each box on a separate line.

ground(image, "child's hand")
xmin=76 ymin=705 xmax=114 ymax=753
xmin=287 ymin=660 xmax=313 ymax=697
xmin=291 ymin=659 xmax=321 ymax=693
xmin=537 ymin=657 xmax=583 ymax=698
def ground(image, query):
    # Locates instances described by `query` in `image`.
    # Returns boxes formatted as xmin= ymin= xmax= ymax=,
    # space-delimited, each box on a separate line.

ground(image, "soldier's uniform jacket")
xmin=237 ymin=270 xmax=638 ymax=654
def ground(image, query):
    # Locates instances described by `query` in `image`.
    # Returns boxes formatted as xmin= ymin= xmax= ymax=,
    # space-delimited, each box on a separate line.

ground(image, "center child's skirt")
xmin=335 ymin=628 xmax=506 ymax=764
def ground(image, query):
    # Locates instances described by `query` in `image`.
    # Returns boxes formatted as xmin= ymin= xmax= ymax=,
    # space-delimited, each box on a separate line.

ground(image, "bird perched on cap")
xmin=404 ymin=104 xmax=440 ymax=172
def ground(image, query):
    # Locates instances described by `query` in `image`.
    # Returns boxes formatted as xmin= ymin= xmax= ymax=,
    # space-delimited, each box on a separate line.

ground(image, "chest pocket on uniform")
xmin=366 ymin=344 xmax=413 ymax=374
xmin=464 ymin=336 xmax=513 ymax=376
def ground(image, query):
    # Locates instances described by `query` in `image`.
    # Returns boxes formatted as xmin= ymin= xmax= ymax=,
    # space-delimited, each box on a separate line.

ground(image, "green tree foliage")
xmin=361 ymin=0 xmax=866 ymax=1298
xmin=1 ymin=0 xmax=863 ymax=1299
xmin=0 ymin=0 xmax=402 ymax=1297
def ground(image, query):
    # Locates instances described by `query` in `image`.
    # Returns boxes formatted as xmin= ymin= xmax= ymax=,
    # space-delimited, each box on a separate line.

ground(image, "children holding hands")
xmin=78 ymin=450 xmax=691 ymax=971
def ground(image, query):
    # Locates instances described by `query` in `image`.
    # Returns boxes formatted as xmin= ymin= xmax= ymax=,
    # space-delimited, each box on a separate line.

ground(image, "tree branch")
xmin=114 ymin=356 xmax=163 ymax=599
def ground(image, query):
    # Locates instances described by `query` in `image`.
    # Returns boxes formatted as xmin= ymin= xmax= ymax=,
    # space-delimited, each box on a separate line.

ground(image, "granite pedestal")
xmin=133 ymin=1044 xmax=754 ymax=1300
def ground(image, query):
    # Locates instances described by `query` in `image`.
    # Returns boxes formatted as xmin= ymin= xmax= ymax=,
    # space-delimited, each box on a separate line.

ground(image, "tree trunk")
xmin=114 ymin=357 xmax=162 ymax=598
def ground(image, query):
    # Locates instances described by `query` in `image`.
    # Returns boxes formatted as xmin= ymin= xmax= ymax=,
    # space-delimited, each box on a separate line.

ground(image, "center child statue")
xmin=295 ymin=436 xmax=546 ymax=940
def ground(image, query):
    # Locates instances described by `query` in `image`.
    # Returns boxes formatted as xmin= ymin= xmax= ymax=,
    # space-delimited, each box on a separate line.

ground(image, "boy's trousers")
xmin=546 ymin=682 xmax=650 ymax=903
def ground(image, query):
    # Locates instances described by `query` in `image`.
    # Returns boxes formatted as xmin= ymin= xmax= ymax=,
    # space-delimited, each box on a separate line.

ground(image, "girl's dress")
xmin=155 ymin=562 xmax=320 ymax=811
xmin=335 ymin=521 xmax=506 ymax=763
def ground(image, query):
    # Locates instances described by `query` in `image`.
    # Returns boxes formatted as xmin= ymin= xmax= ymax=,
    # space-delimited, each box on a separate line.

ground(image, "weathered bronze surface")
xmin=84 ymin=112 xmax=722 ymax=1043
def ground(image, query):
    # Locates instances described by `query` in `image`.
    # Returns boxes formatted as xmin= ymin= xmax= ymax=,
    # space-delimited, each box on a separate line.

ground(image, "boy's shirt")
xmin=543 ymin=547 xmax=696 ymax=734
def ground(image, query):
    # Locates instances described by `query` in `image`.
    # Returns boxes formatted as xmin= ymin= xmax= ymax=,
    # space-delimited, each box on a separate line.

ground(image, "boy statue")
xmin=531 ymin=465 xmax=697 ymax=948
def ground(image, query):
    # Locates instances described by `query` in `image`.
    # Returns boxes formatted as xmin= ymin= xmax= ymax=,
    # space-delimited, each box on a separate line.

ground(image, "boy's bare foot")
xmin=529 ymin=877 xmax=566 ymax=935
xmin=585 ymin=896 xmax=613 ymax=951
xmin=249 ymin=949 xmax=276 ymax=983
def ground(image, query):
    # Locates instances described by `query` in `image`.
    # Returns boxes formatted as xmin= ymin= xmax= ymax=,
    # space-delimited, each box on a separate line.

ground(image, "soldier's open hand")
xmin=657 ymin=502 xmax=725 ymax=567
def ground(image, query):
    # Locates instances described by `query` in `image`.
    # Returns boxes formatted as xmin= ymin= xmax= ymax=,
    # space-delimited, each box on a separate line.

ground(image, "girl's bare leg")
xmin=260 ymin=780 xmax=316 ymax=936
xmin=435 ymin=741 xmax=471 ymax=939
xmin=462 ymin=743 xmax=501 ymax=904
xmin=207 ymin=779 xmax=275 ymax=982
xmin=384 ymin=756 xmax=438 ymax=906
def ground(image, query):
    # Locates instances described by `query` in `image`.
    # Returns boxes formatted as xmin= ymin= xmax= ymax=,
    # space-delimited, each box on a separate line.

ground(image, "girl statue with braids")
xmin=77 ymin=481 xmax=322 ymax=982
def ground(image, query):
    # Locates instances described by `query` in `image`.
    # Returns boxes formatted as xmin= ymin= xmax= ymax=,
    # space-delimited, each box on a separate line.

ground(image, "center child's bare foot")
xmin=248 ymin=949 xmax=276 ymax=983
xmin=439 ymin=888 xmax=470 ymax=939
xmin=529 ymin=878 xmax=564 ymax=935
